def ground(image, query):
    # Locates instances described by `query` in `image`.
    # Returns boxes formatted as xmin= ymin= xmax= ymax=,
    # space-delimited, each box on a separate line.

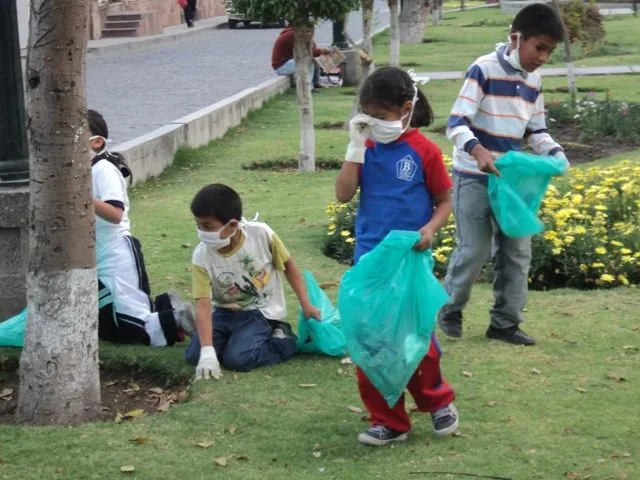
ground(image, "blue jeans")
xmin=275 ymin=58 xmax=320 ymax=86
xmin=184 ymin=309 xmax=297 ymax=372
xmin=439 ymin=173 xmax=532 ymax=329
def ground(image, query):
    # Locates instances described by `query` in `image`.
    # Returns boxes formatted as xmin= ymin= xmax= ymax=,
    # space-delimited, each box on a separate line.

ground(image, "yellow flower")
xmin=571 ymin=194 xmax=583 ymax=205
xmin=543 ymin=231 xmax=558 ymax=241
xmin=595 ymin=247 xmax=607 ymax=255
xmin=340 ymin=230 xmax=350 ymax=237
xmin=610 ymin=240 xmax=624 ymax=247
xmin=579 ymin=264 xmax=588 ymax=272
xmin=552 ymin=247 xmax=563 ymax=256
xmin=600 ymin=274 xmax=615 ymax=283
xmin=620 ymin=248 xmax=632 ymax=255
xmin=618 ymin=275 xmax=630 ymax=286
xmin=563 ymin=236 xmax=575 ymax=245
xmin=592 ymin=262 xmax=605 ymax=268
xmin=346 ymin=237 xmax=355 ymax=245
xmin=594 ymin=205 xmax=607 ymax=211
xmin=574 ymin=226 xmax=586 ymax=235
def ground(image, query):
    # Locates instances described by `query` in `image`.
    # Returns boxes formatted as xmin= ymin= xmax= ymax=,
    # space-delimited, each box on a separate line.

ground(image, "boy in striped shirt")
xmin=439 ymin=3 xmax=569 ymax=346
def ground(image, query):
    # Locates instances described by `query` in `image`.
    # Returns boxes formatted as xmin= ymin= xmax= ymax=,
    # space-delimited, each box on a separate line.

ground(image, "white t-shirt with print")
xmin=191 ymin=222 xmax=289 ymax=321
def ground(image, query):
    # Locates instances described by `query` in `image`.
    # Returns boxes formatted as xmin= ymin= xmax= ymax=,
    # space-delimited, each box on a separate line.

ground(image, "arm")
xmin=195 ymin=297 xmax=212 ymax=349
xmin=283 ymin=257 xmax=320 ymax=320
xmin=525 ymin=91 xmax=568 ymax=166
xmin=415 ymin=191 xmax=453 ymax=251
xmin=336 ymin=162 xmax=360 ymax=203
xmin=191 ymin=263 xmax=222 ymax=380
xmin=93 ymin=198 xmax=123 ymax=224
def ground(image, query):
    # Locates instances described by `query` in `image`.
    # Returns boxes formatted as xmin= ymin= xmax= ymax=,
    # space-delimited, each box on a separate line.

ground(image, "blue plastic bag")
xmin=338 ymin=231 xmax=450 ymax=407
xmin=297 ymin=271 xmax=347 ymax=357
xmin=488 ymin=151 xmax=568 ymax=238
xmin=0 ymin=309 xmax=26 ymax=348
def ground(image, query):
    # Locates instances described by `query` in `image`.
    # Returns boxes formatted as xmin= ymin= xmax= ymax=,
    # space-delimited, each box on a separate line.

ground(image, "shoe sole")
xmin=358 ymin=432 xmax=408 ymax=446
xmin=486 ymin=331 xmax=535 ymax=346
xmin=433 ymin=405 xmax=459 ymax=438
xmin=438 ymin=319 xmax=462 ymax=339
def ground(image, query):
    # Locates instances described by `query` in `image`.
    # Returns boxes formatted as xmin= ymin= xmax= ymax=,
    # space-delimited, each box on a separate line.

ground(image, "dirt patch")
xmin=550 ymin=122 xmax=639 ymax=164
xmin=0 ymin=371 xmax=190 ymax=425
xmin=243 ymin=157 xmax=342 ymax=172
xmin=315 ymin=121 xmax=345 ymax=130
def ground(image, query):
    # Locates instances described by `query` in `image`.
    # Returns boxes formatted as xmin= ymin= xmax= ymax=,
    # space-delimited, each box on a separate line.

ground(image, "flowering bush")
xmin=547 ymin=98 xmax=640 ymax=143
xmin=324 ymin=159 xmax=640 ymax=290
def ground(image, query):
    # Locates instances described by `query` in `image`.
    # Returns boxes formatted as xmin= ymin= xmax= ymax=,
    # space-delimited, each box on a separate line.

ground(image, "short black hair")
xmin=88 ymin=109 xmax=109 ymax=138
xmin=511 ymin=3 xmax=565 ymax=42
xmin=190 ymin=184 xmax=243 ymax=223
xmin=359 ymin=67 xmax=434 ymax=128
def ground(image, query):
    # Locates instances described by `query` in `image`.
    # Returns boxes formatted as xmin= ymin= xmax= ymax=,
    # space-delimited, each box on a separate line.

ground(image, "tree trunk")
xmin=293 ymin=25 xmax=315 ymax=172
xmin=388 ymin=0 xmax=401 ymax=67
xmin=461 ymin=0 xmax=465 ymax=11
xmin=362 ymin=0 xmax=375 ymax=71
xmin=399 ymin=0 xmax=429 ymax=44
xmin=552 ymin=0 xmax=577 ymax=99
xmin=439 ymin=0 xmax=444 ymax=20
xmin=16 ymin=0 xmax=101 ymax=425
xmin=432 ymin=0 xmax=439 ymax=25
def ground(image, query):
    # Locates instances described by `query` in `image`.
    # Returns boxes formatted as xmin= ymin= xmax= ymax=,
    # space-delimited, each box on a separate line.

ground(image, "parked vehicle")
xmin=225 ymin=0 xmax=286 ymax=29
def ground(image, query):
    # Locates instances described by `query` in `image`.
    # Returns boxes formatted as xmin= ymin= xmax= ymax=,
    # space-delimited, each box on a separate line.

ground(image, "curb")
xmin=113 ymin=77 xmax=290 ymax=185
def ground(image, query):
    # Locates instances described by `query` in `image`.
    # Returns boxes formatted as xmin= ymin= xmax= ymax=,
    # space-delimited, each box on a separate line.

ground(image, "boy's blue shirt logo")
xmin=396 ymin=156 xmax=418 ymax=182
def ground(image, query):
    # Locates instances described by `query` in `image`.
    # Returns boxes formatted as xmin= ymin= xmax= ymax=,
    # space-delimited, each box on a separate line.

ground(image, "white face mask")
xmin=198 ymin=222 xmax=237 ymax=251
xmin=504 ymin=31 xmax=524 ymax=72
xmin=368 ymin=84 xmax=419 ymax=145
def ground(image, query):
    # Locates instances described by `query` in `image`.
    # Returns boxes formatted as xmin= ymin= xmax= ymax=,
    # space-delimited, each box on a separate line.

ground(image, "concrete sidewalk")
xmin=414 ymin=65 xmax=640 ymax=82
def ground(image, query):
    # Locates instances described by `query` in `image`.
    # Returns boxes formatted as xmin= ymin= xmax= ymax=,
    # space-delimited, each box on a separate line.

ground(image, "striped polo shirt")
xmin=446 ymin=45 xmax=563 ymax=175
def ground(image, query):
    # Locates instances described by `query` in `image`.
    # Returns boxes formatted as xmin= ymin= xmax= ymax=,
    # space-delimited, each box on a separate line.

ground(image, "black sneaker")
xmin=486 ymin=326 xmax=535 ymax=346
xmin=268 ymin=320 xmax=294 ymax=339
xmin=438 ymin=314 xmax=462 ymax=338
xmin=358 ymin=425 xmax=408 ymax=446
xmin=431 ymin=403 xmax=459 ymax=437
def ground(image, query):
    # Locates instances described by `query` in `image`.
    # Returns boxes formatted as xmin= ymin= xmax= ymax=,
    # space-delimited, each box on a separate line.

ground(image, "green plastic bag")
xmin=0 ymin=309 xmax=26 ymax=348
xmin=488 ymin=151 xmax=568 ymax=238
xmin=338 ymin=231 xmax=449 ymax=407
xmin=297 ymin=271 xmax=347 ymax=357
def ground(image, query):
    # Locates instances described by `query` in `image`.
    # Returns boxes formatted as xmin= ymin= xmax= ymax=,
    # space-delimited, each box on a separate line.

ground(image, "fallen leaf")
xmin=606 ymin=374 xmax=626 ymax=383
xmin=527 ymin=448 xmax=537 ymax=454
xmin=130 ymin=436 xmax=152 ymax=445
xmin=0 ymin=389 xmax=13 ymax=398
xmin=120 ymin=465 xmax=135 ymax=473
xmin=104 ymin=380 xmax=119 ymax=387
xmin=565 ymin=472 xmax=580 ymax=479
xmin=177 ymin=390 xmax=189 ymax=403
xmin=228 ymin=426 xmax=237 ymax=435
xmin=462 ymin=371 xmax=473 ymax=378
xmin=148 ymin=387 xmax=164 ymax=395
xmin=197 ymin=441 xmax=214 ymax=448
xmin=213 ymin=457 xmax=228 ymax=467
xmin=313 ymin=443 xmax=321 ymax=450
xmin=156 ymin=401 xmax=171 ymax=413
xmin=114 ymin=412 xmax=123 ymax=424
xmin=233 ymin=374 xmax=239 ymax=380
xmin=340 ymin=357 xmax=353 ymax=365
xmin=531 ymin=367 xmax=541 ymax=375
xmin=576 ymin=387 xmax=587 ymax=393
xmin=337 ymin=368 xmax=344 ymax=375
xmin=129 ymin=383 xmax=140 ymax=392
xmin=181 ymin=243 xmax=191 ymax=249
xmin=124 ymin=409 xmax=145 ymax=419
xmin=319 ymin=281 xmax=338 ymax=290
xmin=298 ymin=384 xmax=318 ymax=388
xmin=0 ymin=458 xmax=4 ymax=464
xmin=347 ymin=405 xmax=363 ymax=413
xmin=313 ymin=451 xmax=322 ymax=458
xmin=235 ymin=455 xmax=249 ymax=461
xmin=487 ymin=401 xmax=497 ymax=407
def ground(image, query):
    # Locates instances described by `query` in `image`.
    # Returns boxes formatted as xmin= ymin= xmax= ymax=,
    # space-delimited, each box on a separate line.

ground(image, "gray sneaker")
xmin=431 ymin=403 xmax=459 ymax=437
xmin=358 ymin=425 xmax=408 ymax=446
xmin=167 ymin=290 xmax=196 ymax=336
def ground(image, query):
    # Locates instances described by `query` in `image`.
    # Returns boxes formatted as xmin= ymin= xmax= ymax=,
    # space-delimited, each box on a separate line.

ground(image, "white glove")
xmin=345 ymin=114 xmax=374 ymax=164
xmin=554 ymin=151 xmax=570 ymax=174
xmin=195 ymin=346 xmax=222 ymax=380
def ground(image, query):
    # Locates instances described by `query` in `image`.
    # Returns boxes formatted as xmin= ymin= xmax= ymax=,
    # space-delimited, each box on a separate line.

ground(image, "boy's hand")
xmin=471 ymin=144 xmax=500 ymax=177
xmin=196 ymin=346 xmax=222 ymax=380
xmin=301 ymin=302 xmax=322 ymax=321
xmin=415 ymin=224 xmax=435 ymax=251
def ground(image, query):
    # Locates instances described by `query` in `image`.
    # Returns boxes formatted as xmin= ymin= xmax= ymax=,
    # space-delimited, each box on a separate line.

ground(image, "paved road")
xmin=87 ymin=2 xmax=390 ymax=145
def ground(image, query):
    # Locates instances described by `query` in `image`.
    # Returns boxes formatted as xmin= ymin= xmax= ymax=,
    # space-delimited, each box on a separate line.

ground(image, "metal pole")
xmin=0 ymin=0 xmax=29 ymax=187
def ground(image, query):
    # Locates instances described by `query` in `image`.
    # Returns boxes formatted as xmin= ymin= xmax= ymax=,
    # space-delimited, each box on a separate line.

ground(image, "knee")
xmin=184 ymin=337 xmax=200 ymax=366
xmin=222 ymin=349 xmax=255 ymax=373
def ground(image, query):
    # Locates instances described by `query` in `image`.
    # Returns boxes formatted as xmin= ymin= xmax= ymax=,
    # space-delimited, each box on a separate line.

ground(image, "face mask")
xmin=368 ymin=85 xmax=419 ymax=144
xmin=198 ymin=222 xmax=237 ymax=251
xmin=504 ymin=31 xmax=524 ymax=72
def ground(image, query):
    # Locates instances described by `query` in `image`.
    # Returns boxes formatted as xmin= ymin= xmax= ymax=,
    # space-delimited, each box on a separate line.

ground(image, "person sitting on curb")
xmin=271 ymin=23 xmax=331 ymax=88
xmin=185 ymin=183 xmax=321 ymax=379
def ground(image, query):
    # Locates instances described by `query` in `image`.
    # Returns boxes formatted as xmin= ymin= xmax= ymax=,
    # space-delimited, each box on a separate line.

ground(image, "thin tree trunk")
xmin=552 ymin=0 xmax=576 ymax=99
xmin=432 ymin=0 xmax=439 ymax=25
xmin=389 ymin=0 xmax=401 ymax=67
xmin=461 ymin=0 xmax=465 ymax=11
xmin=399 ymin=0 xmax=429 ymax=44
xmin=439 ymin=0 xmax=444 ymax=20
xmin=293 ymin=25 xmax=315 ymax=172
xmin=16 ymin=0 xmax=101 ymax=425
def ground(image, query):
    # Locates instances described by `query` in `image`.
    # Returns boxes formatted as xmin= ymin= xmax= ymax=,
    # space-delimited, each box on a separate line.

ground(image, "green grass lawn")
xmin=373 ymin=8 xmax=640 ymax=72
xmin=1 ymin=83 xmax=639 ymax=479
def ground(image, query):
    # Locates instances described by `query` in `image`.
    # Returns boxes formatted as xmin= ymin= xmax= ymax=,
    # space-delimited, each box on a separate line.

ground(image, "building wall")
xmin=100 ymin=0 xmax=226 ymax=29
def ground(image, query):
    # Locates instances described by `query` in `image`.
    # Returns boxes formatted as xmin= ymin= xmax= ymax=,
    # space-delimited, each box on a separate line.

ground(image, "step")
xmin=101 ymin=27 xmax=140 ymax=38
xmin=106 ymin=13 xmax=143 ymax=21
xmin=104 ymin=20 xmax=140 ymax=29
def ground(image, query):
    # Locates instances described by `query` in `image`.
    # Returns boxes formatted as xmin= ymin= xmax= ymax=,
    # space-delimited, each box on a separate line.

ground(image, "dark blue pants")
xmin=185 ymin=309 xmax=297 ymax=372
